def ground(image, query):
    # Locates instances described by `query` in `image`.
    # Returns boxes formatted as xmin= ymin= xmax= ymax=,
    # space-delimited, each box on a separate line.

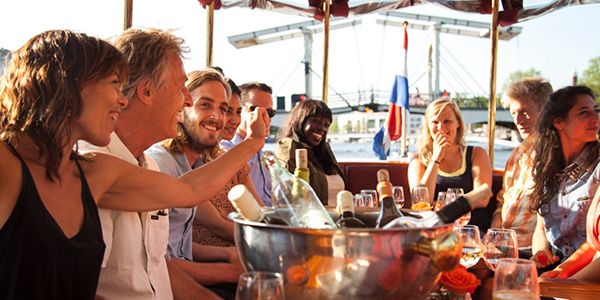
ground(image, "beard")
xmin=181 ymin=112 xmax=220 ymax=154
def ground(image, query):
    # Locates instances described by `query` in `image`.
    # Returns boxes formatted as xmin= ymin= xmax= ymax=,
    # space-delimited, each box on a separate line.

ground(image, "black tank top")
xmin=0 ymin=144 xmax=105 ymax=300
xmin=434 ymin=146 xmax=497 ymax=233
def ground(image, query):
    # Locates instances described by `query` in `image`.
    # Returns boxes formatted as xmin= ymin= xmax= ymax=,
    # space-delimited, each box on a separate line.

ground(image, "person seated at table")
xmin=408 ymin=97 xmax=493 ymax=231
xmin=275 ymin=99 xmax=345 ymax=206
xmin=529 ymin=85 xmax=600 ymax=273
xmin=0 ymin=30 xmax=268 ymax=299
xmin=147 ymin=70 xmax=262 ymax=249
xmin=493 ymin=78 xmax=553 ymax=259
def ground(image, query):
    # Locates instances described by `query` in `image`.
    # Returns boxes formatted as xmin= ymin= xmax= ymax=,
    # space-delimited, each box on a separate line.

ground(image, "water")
xmin=265 ymin=140 xmax=513 ymax=170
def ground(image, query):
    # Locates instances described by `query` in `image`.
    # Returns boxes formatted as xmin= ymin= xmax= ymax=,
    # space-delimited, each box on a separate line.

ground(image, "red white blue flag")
xmin=373 ymin=23 xmax=409 ymax=159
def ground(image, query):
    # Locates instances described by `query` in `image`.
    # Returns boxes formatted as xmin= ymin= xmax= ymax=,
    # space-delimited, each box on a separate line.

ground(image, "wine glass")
xmin=360 ymin=189 xmax=378 ymax=207
xmin=236 ymin=271 xmax=285 ymax=300
xmin=446 ymin=188 xmax=470 ymax=225
xmin=392 ymin=186 xmax=405 ymax=208
xmin=492 ymin=258 xmax=539 ymax=300
xmin=354 ymin=193 xmax=373 ymax=208
xmin=482 ymin=228 xmax=518 ymax=271
xmin=411 ymin=186 xmax=431 ymax=211
xmin=454 ymin=225 xmax=483 ymax=268
xmin=434 ymin=191 xmax=446 ymax=211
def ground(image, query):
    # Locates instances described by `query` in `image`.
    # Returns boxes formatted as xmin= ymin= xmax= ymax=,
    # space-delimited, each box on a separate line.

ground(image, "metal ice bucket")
xmin=233 ymin=209 xmax=462 ymax=299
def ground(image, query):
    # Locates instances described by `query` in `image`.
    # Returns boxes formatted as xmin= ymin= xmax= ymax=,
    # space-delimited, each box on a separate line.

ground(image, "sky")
xmin=2 ymin=0 xmax=600 ymax=106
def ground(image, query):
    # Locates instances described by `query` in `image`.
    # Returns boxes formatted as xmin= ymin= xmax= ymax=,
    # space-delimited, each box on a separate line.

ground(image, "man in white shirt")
xmin=80 ymin=28 xmax=251 ymax=300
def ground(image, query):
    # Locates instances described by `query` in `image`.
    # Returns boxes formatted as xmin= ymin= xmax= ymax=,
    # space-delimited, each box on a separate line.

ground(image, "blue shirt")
xmin=221 ymin=133 xmax=272 ymax=206
xmin=540 ymin=145 xmax=600 ymax=258
xmin=145 ymin=143 xmax=204 ymax=261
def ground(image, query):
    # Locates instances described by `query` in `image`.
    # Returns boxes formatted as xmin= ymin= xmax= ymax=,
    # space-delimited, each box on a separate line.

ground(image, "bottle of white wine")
xmin=335 ymin=191 xmax=366 ymax=228
xmin=383 ymin=184 xmax=492 ymax=229
xmin=375 ymin=169 xmax=403 ymax=228
xmin=228 ymin=184 xmax=290 ymax=225
xmin=263 ymin=151 xmax=335 ymax=229
xmin=294 ymin=148 xmax=310 ymax=183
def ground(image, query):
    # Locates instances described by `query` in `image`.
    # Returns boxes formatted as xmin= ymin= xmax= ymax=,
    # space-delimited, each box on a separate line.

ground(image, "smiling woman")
xmin=275 ymin=99 xmax=346 ymax=205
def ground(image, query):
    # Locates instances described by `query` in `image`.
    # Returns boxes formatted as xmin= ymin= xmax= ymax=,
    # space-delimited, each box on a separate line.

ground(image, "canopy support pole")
xmin=206 ymin=1 xmax=215 ymax=67
xmin=123 ymin=0 xmax=133 ymax=30
xmin=487 ymin=0 xmax=500 ymax=162
xmin=322 ymin=0 xmax=331 ymax=103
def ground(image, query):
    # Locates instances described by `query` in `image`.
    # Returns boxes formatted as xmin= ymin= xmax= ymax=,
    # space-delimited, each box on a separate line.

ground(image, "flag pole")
xmin=487 ymin=0 xmax=500 ymax=163
xmin=401 ymin=21 xmax=409 ymax=158
xmin=123 ymin=0 xmax=133 ymax=30
xmin=205 ymin=1 xmax=215 ymax=67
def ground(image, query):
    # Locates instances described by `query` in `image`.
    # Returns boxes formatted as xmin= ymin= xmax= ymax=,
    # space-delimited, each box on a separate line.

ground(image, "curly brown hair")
xmin=0 ymin=30 xmax=127 ymax=181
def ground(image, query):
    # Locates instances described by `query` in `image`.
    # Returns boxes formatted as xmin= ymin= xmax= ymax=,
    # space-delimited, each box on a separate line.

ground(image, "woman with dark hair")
xmin=275 ymin=99 xmax=345 ymax=206
xmin=530 ymin=85 xmax=600 ymax=272
xmin=0 ymin=30 xmax=267 ymax=299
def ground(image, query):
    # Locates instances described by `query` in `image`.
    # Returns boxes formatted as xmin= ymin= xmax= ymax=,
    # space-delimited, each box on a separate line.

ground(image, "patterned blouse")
xmin=192 ymin=163 xmax=250 ymax=247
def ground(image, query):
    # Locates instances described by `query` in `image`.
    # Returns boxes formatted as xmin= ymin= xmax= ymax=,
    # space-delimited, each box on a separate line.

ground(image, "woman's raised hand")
xmin=432 ymin=131 xmax=451 ymax=163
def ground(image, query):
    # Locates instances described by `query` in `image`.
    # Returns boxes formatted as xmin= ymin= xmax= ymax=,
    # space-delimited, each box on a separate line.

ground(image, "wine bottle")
xmin=263 ymin=151 xmax=335 ymax=229
xmin=335 ymin=191 xmax=366 ymax=228
xmin=294 ymin=148 xmax=310 ymax=183
xmin=375 ymin=169 xmax=403 ymax=228
xmin=383 ymin=184 xmax=491 ymax=229
xmin=228 ymin=184 xmax=290 ymax=225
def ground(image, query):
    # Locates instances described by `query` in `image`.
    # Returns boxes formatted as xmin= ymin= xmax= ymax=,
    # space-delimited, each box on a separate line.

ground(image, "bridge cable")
xmin=440 ymin=43 xmax=487 ymax=95
xmin=439 ymin=56 xmax=477 ymax=97
xmin=308 ymin=66 xmax=353 ymax=109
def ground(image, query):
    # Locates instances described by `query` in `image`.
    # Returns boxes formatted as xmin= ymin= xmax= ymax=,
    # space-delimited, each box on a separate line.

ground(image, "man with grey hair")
xmin=80 ymin=28 xmax=266 ymax=300
xmin=493 ymin=77 xmax=553 ymax=259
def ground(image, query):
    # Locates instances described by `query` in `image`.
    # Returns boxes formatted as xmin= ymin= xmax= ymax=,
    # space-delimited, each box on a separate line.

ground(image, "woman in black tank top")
xmin=0 ymin=30 xmax=270 ymax=299
xmin=407 ymin=98 xmax=494 ymax=230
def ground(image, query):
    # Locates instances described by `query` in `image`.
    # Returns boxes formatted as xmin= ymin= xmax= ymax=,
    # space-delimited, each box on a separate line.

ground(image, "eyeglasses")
xmin=248 ymin=105 xmax=276 ymax=118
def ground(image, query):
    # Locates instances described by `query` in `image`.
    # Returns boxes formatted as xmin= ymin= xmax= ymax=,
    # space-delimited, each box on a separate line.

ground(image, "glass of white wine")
xmin=492 ymin=258 xmax=539 ymax=300
xmin=454 ymin=225 xmax=482 ymax=268
xmin=482 ymin=228 xmax=518 ymax=271
xmin=410 ymin=186 xmax=431 ymax=211
xmin=236 ymin=271 xmax=285 ymax=300
xmin=446 ymin=188 xmax=470 ymax=225
xmin=360 ymin=189 xmax=378 ymax=208
xmin=392 ymin=186 xmax=405 ymax=208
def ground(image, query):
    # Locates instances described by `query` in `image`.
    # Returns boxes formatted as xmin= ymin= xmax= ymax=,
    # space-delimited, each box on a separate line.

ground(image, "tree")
xmin=501 ymin=68 xmax=543 ymax=92
xmin=580 ymin=56 xmax=600 ymax=100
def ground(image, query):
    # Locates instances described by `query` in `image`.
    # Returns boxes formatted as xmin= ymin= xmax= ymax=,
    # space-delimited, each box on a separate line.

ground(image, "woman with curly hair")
xmin=529 ymin=85 xmax=600 ymax=273
xmin=0 ymin=30 xmax=267 ymax=299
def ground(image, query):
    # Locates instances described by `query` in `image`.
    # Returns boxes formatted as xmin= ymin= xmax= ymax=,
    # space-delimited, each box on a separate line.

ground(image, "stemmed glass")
xmin=236 ymin=271 xmax=285 ymax=300
xmin=392 ymin=186 xmax=405 ymax=208
xmin=482 ymin=228 xmax=518 ymax=271
xmin=411 ymin=186 xmax=431 ymax=211
xmin=492 ymin=258 xmax=539 ymax=300
xmin=454 ymin=225 xmax=483 ymax=269
xmin=434 ymin=191 xmax=446 ymax=211
xmin=354 ymin=193 xmax=373 ymax=208
xmin=360 ymin=189 xmax=378 ymax=208
xmin=446 ymin=188 xmax=469 ymax=225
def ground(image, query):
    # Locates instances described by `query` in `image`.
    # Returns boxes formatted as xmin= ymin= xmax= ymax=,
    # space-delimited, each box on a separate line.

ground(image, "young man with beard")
xmin=221 ymin=82 xmax=275 ymax=206
xmin=146 ymin=69 xmax=256 ymax=298
xmin=79 ymin=30 xmax=267 ymax=300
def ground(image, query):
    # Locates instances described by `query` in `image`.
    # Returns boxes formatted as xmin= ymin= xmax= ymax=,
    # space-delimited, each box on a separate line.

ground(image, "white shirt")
xmin=79 ymin=132 xmax=173 ymax=300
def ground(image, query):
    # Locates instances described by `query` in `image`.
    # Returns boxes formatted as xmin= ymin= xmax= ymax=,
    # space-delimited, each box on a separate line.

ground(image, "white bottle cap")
xmin=228 ymin=184 xmax=264 ymax=222
xmin=336 ymin=190 xmax=355 ymax=215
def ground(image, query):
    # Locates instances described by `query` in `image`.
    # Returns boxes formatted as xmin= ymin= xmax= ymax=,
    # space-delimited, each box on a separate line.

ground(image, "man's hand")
xmin=246 ymin=107 xmax=269 ymax=142
xmin=464 ymin=184 xmax=493 ymax=209
xmin=531 ymin=249 xmax=560 ymax=269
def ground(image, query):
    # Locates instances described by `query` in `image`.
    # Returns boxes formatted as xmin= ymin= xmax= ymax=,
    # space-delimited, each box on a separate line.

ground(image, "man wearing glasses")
xmin=221 ymin=82 xmax=275 ymax=206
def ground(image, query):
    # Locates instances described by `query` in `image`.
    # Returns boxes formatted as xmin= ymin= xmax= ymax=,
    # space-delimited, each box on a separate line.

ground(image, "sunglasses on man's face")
xmin=248 ymin=105 xmax=276 ymax=118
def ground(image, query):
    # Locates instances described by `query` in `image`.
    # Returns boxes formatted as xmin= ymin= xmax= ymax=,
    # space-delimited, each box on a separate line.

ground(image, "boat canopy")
xmin=210 ymin=0 xmax=600 ymax=25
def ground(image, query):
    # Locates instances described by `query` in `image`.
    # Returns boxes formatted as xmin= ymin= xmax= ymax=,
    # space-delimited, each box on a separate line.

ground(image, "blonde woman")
xmin=408 ymin=98 xmax=493 ymax=230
